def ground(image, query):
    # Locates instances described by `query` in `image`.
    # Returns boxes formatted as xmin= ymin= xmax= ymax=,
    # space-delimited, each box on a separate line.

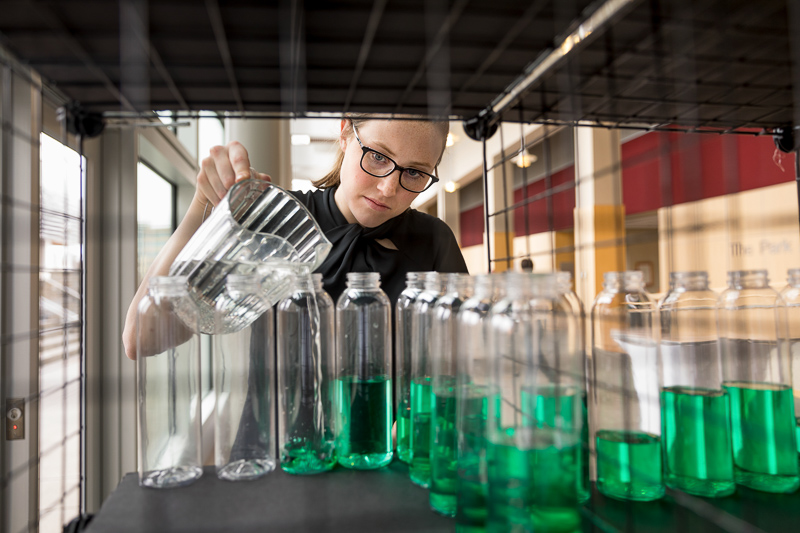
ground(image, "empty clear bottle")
xmin=214 ymin=274 xmax=276 ymax=480
xmin=137 ymin=276 xmax=202 ymax=488
xmin=590 ymin=271 xmax=664 ymax=501
xmin=659 ymin=271 xmax=734 ymax=497
xmin=779 ymin=268 xmax=800 ymax=456
xmin=277 ymin=269 xmax=336 ymax=474
xmin=719 ymin=269 xmax=799 ymax=493
xmin=410 ymin=271 xmax=446 ymax=487
xmin=430 ymin=274 xmax=474 ymax=516
xmin=395 ymin=272 xmax=426 ymax=464
xmin=455 ymin=274 xmax=495 ymax=533
xmin=487 ymin=273 xmax=583 ymax=533
xmin=335 ymin=272 xmax=393 ymax=469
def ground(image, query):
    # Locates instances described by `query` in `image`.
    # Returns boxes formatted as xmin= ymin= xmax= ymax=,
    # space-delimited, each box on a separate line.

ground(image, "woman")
xmin=123 ymin=116 xmax=468 ymax=360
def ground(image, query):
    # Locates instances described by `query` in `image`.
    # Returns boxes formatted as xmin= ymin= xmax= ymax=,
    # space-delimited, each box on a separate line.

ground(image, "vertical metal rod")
xmin=78 ymin=133 xmax=87 ymax=516
xmin=499 ymin=125 xmax=512 ymax=270
xmin=482 ymin=136 xmax=492 ymax=273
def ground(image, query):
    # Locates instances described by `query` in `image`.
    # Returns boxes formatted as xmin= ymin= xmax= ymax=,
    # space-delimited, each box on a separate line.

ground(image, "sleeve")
xmin=431 ymin=218 xmax=470 ymax=274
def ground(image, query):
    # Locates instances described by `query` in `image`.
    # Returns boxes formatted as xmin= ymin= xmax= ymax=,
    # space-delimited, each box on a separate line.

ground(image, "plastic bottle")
xmin=590 ymin=271 xmax=664 ymax=501
xmin=395 ymin=272 xmax=426 ymax=464
xmin=137 ymin=276 xmax=202 ymax=488
xmin=335 ymin=272 xmax=393 ymax=469
xmin=659 ymin=271 xmax=734 ymax=497
xmin=719 ymin=269 xmax=799 ymax=493
xmin=277 ymin=269 xmax=336 ymax=474
xmin=430 ymin=273 xmax=474 ymax=516
xmin=214 ymin=274 xmax=277 ymax=480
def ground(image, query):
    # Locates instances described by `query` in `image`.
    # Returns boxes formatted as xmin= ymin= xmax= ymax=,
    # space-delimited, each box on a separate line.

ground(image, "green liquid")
xmin=410 ymin=377 xmax=433 ymax=487
xmin=660 ymin=386 xmax=735 ymax=497
xmin=396 ymin=404 xmax=411 ymax=463
xmin=796 ymin=417 xmax=800 ymax=455
xmin=335 ymin=376 xmax=393 ymax=470
xmin=487 ymin=429 xmax=581 ymax=533
xmin=596 ymin=430 xmax=664 ymax=501
xmin=456 ymin=386 xmax=489 ymax=532
xmin=723 ymin=381 xmax=800 ymax=492
xmin=431 ymin=386 xmax=457 ymax=516
xmin=520 ymin=385 xmax=587 ymax=504
xmin=280 ymin=439 xmax=336 ymax=475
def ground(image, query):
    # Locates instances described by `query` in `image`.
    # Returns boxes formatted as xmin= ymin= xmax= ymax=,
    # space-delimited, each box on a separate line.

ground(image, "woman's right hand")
xmin=124 ymin=141 xmax=270 ymax=360
xmin=193 ymin=141 xmax=271 ymax=210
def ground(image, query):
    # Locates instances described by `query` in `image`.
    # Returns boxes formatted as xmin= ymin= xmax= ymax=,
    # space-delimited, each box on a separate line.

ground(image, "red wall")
xmin=622 ymin=132 xmax=795 ymax=215
xmin=457 ymin=132 xmax=794 ymax=246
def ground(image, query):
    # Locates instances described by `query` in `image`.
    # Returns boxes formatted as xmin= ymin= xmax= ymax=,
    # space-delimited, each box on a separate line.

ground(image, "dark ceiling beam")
xmin=20 ymin=0 xmax=136 ymax=112
xmin=147 ymin=44 xmax=190 ymax=110
xmin=343 ymin=0 xmax=388 ymax=112
xmin=456 ymin=0 xmax=549 ymax=97
xmin=205 ymin=0 xmax=245 ymax=114
xmin=394 ymin=0 xmax=469 ymax=115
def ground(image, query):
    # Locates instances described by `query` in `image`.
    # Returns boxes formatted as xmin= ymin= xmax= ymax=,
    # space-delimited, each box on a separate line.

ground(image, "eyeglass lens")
xmin=361 ymin=150 xmax=433 ymax=192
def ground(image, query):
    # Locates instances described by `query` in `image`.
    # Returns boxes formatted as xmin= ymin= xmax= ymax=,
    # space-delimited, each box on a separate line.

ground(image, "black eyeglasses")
xmin=352 ymin=123 xmax=439 ymax=193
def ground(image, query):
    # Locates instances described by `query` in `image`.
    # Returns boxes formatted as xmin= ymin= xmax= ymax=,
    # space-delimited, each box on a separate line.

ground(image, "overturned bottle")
xmin=590 ymin=271 xmax=664 ymax=502
xmin=214 ymin=274 xmax=277 ymax=481
xmin=659 ymin=271 xmax=734 ymax=498
xmin=277 ymin=268 xmax=336 ymax=474
xmin=137 ymin=276 xmax=203 ymax=488
xmin=395 ymin=272 xmax=427 ymax=464
xmin=719 ymin=269 xmax=799 ymax=493
xmin=335 ymin=272 xmax=393 ymax=469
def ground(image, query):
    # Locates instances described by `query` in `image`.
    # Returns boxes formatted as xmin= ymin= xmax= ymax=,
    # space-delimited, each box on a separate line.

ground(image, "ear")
xmin=339 ymin=119 xmax=350 ymax=152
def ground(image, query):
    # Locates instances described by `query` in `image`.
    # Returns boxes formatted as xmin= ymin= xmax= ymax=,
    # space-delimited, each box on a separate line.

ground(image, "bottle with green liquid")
xmin=395 ymin=272 xmax=426 ymax=464
xmin=719 ymin=269 xmax=799 ymax=493
xmin=659 ymin=271 xmax=735 ymax=497
xmin=590 ymin=271 xmax=664 ymax=502
xmin=779 ymin=268 xmax=800 ymax=459
xmin=487 ymin=273 xmax=583 ymax=533
xmin=455 ymin=274 xmax=496 ymax=533
xmin=410 ymin=272 xmax=446 ymax=487
xmin=430 ymin=274 xmax=473 ymax=516
xmin=556 ymin=271 xmax=590 ymax=504
xmin=335 ymin=272 xmax=393 ymax=470
xmin=277 ymin=269 xmax=337 ymax=474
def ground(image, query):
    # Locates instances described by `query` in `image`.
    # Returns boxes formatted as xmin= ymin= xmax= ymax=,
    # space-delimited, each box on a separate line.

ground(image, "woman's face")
xmin=334 ymin=119 xmax=444 ymax=228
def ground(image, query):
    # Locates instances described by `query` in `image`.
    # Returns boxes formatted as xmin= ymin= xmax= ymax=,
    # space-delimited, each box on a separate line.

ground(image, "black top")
xmin=290 ymin=186 xmax=469 ymax=305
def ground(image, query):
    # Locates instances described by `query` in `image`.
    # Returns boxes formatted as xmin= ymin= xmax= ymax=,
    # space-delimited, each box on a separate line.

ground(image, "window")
xmin=137 ymin=162 xmax=176 ymax=284
xmin=39 ymin=133 xmax=85 ymax=532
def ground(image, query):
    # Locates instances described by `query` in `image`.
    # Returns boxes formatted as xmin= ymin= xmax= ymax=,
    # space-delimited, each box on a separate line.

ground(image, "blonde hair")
xmin=313 ymin=115 xmax=450 ymax=190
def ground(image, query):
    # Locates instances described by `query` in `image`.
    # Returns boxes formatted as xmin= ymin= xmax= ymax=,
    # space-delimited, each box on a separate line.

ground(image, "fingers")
xmin=228 ymin=141 xmax=253 ymax=183
xmin=195 ymin=141 xmax=253 ymax=206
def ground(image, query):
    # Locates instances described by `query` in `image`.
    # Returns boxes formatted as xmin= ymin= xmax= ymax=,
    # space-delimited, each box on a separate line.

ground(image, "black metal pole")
xmin=482 ymin=136 xmax=492 ymax=273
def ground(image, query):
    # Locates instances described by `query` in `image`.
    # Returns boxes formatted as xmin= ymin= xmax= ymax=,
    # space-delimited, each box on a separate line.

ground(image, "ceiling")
xmin=0 ymin=0 xmax=796 ymax=135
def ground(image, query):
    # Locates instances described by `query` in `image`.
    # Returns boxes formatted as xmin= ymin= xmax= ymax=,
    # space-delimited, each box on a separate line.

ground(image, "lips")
xmin=364 ymin=196 xmax=390 ymax=211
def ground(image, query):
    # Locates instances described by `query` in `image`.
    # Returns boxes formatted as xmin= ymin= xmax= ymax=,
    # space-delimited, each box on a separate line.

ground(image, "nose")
xmin=376 ymin=170 xmax=400 ymax=197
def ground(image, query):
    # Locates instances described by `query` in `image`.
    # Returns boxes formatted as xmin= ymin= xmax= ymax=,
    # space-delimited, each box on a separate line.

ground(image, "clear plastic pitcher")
xmin=170 ymin=179 xmax=332 ymax=334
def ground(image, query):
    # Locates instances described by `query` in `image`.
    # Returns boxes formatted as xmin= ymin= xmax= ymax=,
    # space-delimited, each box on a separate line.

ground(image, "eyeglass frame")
xmin=351 ymin=122 xmax=440 ymax=193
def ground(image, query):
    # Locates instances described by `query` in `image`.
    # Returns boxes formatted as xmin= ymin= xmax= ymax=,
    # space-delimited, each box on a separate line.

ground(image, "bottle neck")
xmin=472 ymin=275 xmax=492 ymax=299
xmin=149 ymin=275 xmax=188 ymax=297
xmin=788 ymin=269 xmax=800 ymax=287
xmin=728 ymin=270 xmax=768 ymax=290
xmin=423 ymin=272 xmax=441 ymax=292
xmin=312 ymin=274 xmax=324 ymax=293
xmin=346 ymin=272 xmax=381 ymax=289
xmin=603 ymin=271 xmax=644 ymax=292
xmin=670 ymin=271 xmax=709 ymax=292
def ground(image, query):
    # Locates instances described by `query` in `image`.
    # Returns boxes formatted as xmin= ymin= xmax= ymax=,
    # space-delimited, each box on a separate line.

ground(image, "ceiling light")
xmin=514 ymin=152 xmax=537 ymax=168
xmin=444 ymin=181 xmax=459 ymax=193
xmin=446 ymin=133 xmax=455 ymax=147
xmin=291 ymin=134 xmax=311 ymax=146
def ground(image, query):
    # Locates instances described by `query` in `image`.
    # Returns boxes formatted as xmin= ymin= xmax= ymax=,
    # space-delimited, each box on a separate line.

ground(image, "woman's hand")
xmin=123 ymin=141 xmax=270 ymax=360
xmin=193 ymin=141 xmax=271 ymax=210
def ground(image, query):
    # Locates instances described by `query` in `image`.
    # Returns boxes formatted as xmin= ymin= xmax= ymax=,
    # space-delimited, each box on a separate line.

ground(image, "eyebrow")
xmin=371 ymin=141 xmax=435 ymax=171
